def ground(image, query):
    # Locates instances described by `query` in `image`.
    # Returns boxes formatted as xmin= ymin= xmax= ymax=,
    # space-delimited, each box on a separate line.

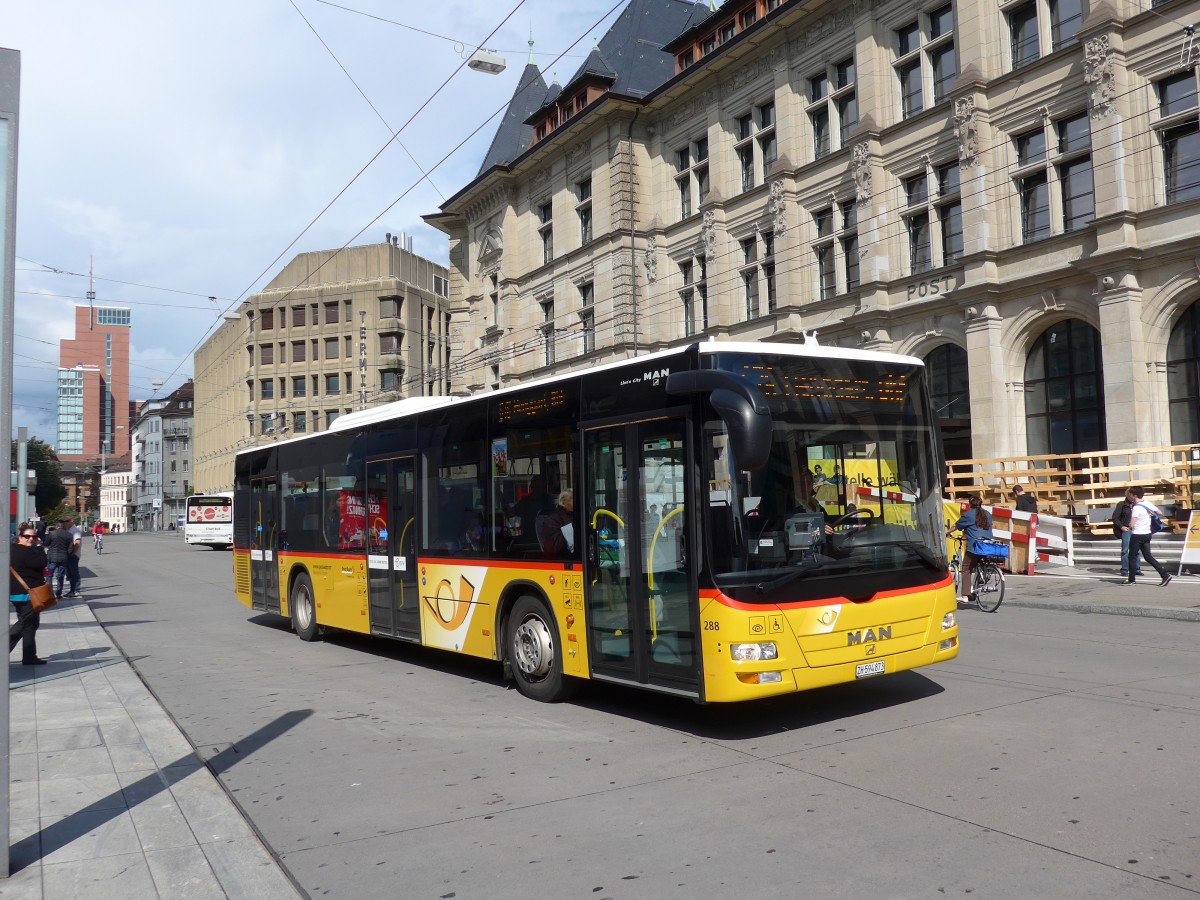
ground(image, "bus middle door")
xmin=365 ymin=456 xmax=421 ymax=641
xmin=583 ymin=417 xmax=699 ymax=697
xmin=249 ymin=475 xmax=281 ymax=614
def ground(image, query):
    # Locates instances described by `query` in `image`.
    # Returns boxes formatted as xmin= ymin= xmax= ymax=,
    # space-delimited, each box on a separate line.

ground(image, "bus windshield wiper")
xmin=876 ymin=540 xmax=945 ymax=572
xmin=755 ymin=560 xmax=824 ymax=594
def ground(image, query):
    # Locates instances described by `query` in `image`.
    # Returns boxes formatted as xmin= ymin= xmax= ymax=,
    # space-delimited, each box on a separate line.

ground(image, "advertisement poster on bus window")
xmin=336 ymin=491 xmax=367 ymax=550
xmin=492 ymin=437 xmax=508 ymax=477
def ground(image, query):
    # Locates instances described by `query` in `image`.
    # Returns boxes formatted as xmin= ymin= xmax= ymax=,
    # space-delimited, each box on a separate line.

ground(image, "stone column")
xmin=963 ymin=304 xmax=1009 ymax=459
xmin=1097 ymin=281 xmax=1153 ymax=451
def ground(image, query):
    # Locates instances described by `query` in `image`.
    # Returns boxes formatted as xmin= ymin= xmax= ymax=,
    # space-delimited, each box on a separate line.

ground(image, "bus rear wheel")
xmin=507 ymin=596 xmax=575 ymax=702
xmin=291 ymin=572 xmax=320 ymax=642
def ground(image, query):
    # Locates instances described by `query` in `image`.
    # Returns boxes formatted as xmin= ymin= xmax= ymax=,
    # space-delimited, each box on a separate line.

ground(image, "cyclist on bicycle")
xmin=948 ymin=495 xmax=992 ymax=603
xmin=93 ymin=530 xmax=103 ymax=554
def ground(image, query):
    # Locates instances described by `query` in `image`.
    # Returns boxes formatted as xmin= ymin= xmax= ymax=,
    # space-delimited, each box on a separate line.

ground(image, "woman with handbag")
xmin=9 ymin=522 xmax=50 ymax=665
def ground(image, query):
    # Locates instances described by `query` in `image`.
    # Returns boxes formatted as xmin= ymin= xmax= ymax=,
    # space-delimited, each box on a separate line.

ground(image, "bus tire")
xmin=507 ymin=595 xmax=575 ymax=702
xmin=291 ymin=572 xmax=320 ymax=642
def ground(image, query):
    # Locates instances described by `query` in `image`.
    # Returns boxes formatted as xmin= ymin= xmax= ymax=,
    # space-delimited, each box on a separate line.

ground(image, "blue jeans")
xmin=66 ymin=555 xmax=80 ymax=593
xmin=49 ymin=562 xmax=68 ymax=596
xmin=1120 ymin=530 xmax=1142 ymax=576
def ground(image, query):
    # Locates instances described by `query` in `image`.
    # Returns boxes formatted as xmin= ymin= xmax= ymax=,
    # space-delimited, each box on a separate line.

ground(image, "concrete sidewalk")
xmin=4 ymin=597 xmax=300 ymax=899
xmin=1002 ymin=565 xmax=1200 ymax=621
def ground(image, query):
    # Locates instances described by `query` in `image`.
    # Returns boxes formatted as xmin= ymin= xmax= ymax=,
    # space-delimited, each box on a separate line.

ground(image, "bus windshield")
xmin=704 ymin=353 xmax=947 ymax=603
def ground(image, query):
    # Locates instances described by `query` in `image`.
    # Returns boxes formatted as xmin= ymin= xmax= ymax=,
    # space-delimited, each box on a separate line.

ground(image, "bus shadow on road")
xmin=572 ymin=672 xmax=946 ymax=739
xmin=242 ymin=614 xmax=943 ymax=738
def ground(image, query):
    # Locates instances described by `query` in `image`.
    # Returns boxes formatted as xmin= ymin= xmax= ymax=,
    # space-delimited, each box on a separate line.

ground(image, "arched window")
xmin=1024 ymin=320 xmax=1106 ymax=455
xmin=924 ymin=343 xmax=972 ymax=459
xmin=1167 ymin=299 xmax=1200 ymax=444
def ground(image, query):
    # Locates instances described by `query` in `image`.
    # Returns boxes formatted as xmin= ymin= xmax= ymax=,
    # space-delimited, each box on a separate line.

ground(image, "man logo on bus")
xmin=644 ymin=368 xmax=669 ymax=385
xmin=847 ymin=626 xmax=892 ymax=645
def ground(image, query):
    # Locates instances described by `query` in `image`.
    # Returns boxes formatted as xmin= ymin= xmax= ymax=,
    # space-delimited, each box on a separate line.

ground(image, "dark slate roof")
xmin=476 ymin=61 xmax=549 ymax=175
xmin=577 ymin=46 xmax=617 ymax=82
xmin=663 ymin=0 xmax=719 ymax=52
xmin=524 ymin=0 xmax=702 ymax=125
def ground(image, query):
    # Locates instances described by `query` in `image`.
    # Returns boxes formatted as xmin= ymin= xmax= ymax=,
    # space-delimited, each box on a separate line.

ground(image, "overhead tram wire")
xmin=158 ymin=0 xmax=535 ymax=396
xmin=182 ymin=0 xmax=630 ymax=414
xmin=288 ymin=0 xmax=445 ymax=200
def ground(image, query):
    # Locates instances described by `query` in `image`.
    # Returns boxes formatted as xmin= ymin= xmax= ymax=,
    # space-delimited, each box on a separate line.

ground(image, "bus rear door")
xmin=249 ymin=476 xmax=281 ymax=614
xmin=582 ymin=417 xmax=699 ymax=697
xmin=364 ymin=455 xmax=420 ymax=641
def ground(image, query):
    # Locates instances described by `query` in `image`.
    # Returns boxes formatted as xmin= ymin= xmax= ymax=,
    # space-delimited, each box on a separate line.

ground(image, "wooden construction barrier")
xmin=945 ymin=443 xmax=1200 ymax=528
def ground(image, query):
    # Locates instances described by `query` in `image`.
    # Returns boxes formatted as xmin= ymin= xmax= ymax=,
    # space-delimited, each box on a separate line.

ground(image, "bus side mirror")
xmin=666 ymin=371 xmax=772 ymax=472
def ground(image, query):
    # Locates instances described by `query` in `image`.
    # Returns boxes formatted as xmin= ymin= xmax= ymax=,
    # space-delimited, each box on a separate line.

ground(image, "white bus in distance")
xmin=185 ymin=493 xmax=233 ymax=549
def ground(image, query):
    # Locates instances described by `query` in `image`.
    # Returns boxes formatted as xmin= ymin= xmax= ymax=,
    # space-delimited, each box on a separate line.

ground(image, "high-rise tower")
xmin=56 ymin=304 xmax=132 ymax=465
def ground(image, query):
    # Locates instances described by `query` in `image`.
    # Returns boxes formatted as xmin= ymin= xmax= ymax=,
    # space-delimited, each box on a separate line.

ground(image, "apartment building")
xmin=426 ymin=0 xmax=1200 ymax=462
xmin=131 ymin=381 xmax=193 ymax=531
xmin=192 ymin=240 xmax=452 ymax=491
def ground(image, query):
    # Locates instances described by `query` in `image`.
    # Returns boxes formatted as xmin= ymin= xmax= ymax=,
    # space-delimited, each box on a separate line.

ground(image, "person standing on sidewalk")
xmin=1125 ymin=488 xmax=1172 ymax=586
xmin=65 ymin=517 xmax=83 ymax=598
xmin=1113 ymin=490 xmax=1142 ymax=579
xmin=44 ymin=519 xmax=73 ymax=599
xmin=9 ymin=523 xmax=49 ymax=665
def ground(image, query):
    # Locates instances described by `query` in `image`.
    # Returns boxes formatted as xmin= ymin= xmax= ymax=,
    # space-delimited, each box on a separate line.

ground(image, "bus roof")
xmin=237 ymin=339 xmax=924 ymax=457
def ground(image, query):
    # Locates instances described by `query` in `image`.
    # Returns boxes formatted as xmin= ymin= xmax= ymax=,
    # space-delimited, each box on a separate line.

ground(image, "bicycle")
xmin=948 ymin=531 xmax=1006 ymax=612
xmin=93 ymin=533 xmax=103 ymax=554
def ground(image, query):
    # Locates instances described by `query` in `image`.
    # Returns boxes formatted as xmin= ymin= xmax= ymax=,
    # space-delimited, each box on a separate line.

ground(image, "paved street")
xmin=74 ymin=533 xmax=1198 ymax=898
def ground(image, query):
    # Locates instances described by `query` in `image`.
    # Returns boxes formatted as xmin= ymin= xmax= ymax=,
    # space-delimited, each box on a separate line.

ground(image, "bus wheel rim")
xmin=513 ymin=616 xmax=553 ymax=679
xmin=296 ymin=588 xmax=312 ymax=629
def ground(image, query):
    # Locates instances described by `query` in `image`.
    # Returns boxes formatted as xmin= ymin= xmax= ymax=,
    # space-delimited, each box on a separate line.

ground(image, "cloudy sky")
xmin=5 ymin=0 xmax=638 ymax=443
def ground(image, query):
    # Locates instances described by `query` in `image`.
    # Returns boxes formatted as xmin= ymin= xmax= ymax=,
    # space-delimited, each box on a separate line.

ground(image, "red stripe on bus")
xmin=700 ymin=575 xmax=953 ymax=611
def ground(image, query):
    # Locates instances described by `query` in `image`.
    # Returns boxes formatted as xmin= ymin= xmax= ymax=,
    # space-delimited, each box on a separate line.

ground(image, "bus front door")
xmin=583 ymin=418 xmax=699 ymax=697
xmin=249 ymin=476 xmax=281 ymax=614
xmin=365 ymin=456 xmax=420 ymax=641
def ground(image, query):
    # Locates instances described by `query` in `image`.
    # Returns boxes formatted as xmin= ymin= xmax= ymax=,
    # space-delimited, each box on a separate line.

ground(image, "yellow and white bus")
xmin=232 ymin=342 xmax=959 ymax=703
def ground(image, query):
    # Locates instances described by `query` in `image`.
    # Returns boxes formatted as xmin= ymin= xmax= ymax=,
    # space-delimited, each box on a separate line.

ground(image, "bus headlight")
xmin=729 ymin=642 xmax=778 ymax=662
xmin=942 ymin=612 xmax=956 ymax=630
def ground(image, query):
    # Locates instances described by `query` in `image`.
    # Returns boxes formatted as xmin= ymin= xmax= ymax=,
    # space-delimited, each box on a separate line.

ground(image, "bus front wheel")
xmin=291 ymin=573 xmax=320 ymax=642
xmin=507 ymin=596 xmax=575 ymax=702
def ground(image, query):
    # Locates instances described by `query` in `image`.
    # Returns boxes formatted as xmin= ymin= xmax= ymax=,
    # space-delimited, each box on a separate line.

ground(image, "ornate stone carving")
xmin=670 ymin=89 xmax=718 ymax=127
xmin=1084 ymin=35 xmax=1116 ymax=118
xmin=793 ymin=0 xmax=879 ymax=51
xmin=954 ymin=97 xmax=978 ymax=167
xmin=566 ymin=140 xmax=590 ymax=164
xmin=701 ymin=210 xmax=717 ymax=260
xmin=852 ymin=143 xmax=872 ymax=204
xmin=769 ymin=181 xmax=787 ymax=235
xmin=643 ymin=235 xmax=658 ymax=284
xmin=529 ymin=165 xmax=552 ymax=188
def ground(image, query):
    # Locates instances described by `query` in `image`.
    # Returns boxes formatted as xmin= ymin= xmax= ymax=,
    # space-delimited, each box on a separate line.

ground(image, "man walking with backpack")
xmin=1124 ymin=488 xmax=1171 ymax=586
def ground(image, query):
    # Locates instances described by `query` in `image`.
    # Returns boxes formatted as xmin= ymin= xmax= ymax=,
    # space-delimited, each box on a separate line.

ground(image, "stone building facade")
xmin=193 ymin=241 xmax=452 ymax=492
xmin=426 ymin=0 xmax=1200 ymax=462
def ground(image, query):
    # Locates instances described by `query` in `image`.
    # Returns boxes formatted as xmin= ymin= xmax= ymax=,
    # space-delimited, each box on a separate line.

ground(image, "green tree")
xmin=11 ymin=438 xmax=67 ymax=516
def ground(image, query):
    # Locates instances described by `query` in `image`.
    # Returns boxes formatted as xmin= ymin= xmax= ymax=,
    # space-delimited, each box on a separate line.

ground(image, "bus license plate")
xmin=856 ymin=660 xmax=885 ymax=679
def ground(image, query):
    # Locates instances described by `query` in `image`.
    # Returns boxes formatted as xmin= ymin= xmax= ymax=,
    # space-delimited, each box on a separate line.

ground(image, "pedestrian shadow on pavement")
xmin=10 ymin=708 xmax=313 ymax=872
xmin=9 ymin=655 xmax=125 ymax=688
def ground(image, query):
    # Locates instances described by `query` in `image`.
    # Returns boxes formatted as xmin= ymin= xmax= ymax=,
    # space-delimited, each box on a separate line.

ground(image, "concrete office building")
xmin=57 ymin=305 xmax=132 ymax=465
xmin=426 ymin=0 xmax=1200 ymax=463
xmin=192 ymin=240 xmax=452 ymax=492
